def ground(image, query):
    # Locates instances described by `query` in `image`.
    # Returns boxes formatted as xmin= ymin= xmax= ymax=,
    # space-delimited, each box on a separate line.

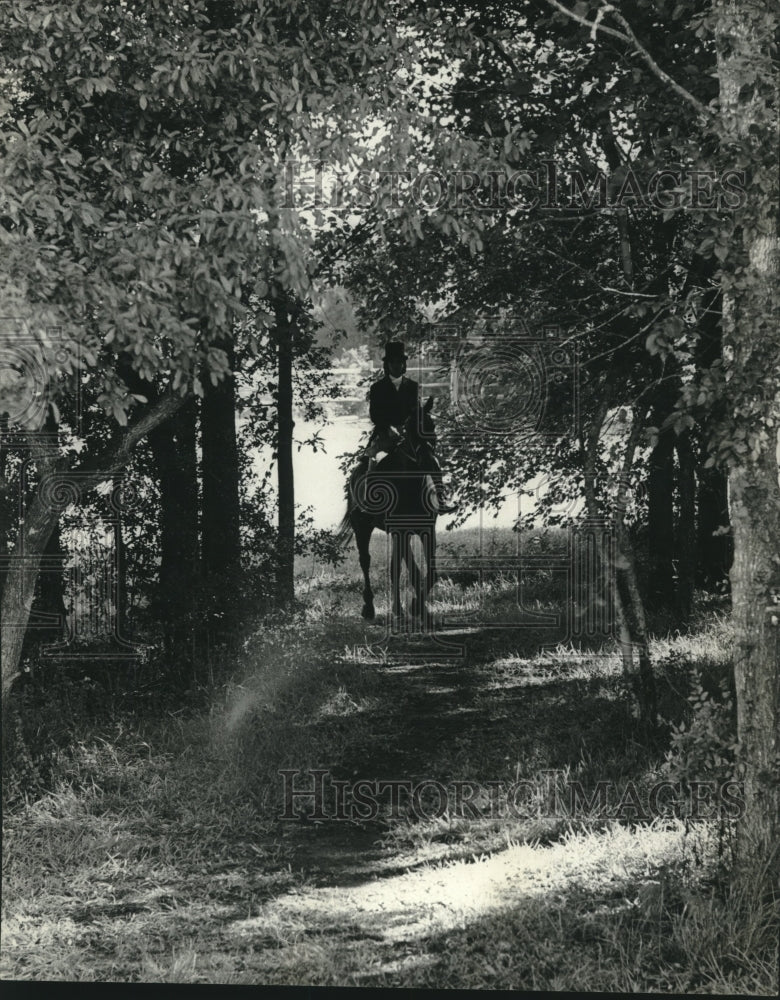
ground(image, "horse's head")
xmin=420 ymin=395 xmax=435 ymax=438
xmin=404 ymin=395 xmax=435 ymax=444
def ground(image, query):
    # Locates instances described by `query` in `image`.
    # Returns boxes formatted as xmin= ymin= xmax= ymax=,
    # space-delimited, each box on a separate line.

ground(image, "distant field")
xmin=294 ymin=523 xmax=588 ymax=643
xmin=296 ymin=525 xmax=569 ymax=585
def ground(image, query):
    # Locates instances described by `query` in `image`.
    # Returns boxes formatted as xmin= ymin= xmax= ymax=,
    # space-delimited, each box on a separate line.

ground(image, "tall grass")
xmin=2 ymin=533 xmax=777 ymax=991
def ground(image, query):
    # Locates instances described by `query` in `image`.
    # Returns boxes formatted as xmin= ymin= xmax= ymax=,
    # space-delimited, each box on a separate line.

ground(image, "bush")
xmin=661 ymin=668 xmax=739 ymax=862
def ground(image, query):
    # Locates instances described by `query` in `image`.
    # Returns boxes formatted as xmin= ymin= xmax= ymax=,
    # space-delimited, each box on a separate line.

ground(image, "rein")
xmin=383 ymin=428 xmax=424 ymax=467
xmin=371 ymin=401 xmax=434 ymax=469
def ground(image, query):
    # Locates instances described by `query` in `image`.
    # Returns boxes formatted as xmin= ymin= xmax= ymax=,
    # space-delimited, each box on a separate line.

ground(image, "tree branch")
xmin=606 ymin=5 xmax=713 ymax=120
xmin=72 ymin=390 xmax=190 ymax=496
xmin=545 ymin=0 xmax=631 ymax=43
xmin=487 ymin=35 xmax=522 ymax=78
xmin=544 ymin=0 xmax=713 ymax=121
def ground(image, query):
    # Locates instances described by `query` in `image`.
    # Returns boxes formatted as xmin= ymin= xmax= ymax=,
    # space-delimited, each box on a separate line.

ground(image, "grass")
xmin=2 ymin=533 xmax=778 ymax=990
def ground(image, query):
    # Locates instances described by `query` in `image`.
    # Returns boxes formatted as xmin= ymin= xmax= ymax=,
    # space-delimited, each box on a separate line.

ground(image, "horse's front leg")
xmin=356 ymin=521 xmax=375 ymax=620
xmin=407 ymin=533 xmax=426 ymax=628
xmin=390 ymin=530 xmax=403 ymax=626
xmin=424 ymin=522 xmax=437 ymax=591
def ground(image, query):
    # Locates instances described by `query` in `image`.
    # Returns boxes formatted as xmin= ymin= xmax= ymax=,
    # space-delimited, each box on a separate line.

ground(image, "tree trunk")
xmin=581 ymin=394 xmax=657 ymax=734
xmin=28 ymin=518 xmax=68 ymax=653
xmin=114 ymin=475 xmax=128 ymax=642
xmin=614 ymin=531 xmax=658 ymax=732
xmin=647 ymin=429 xmax=675 ymax=610
xmin=689 ymin=284 xmax=732 ymax=592
xmin=728 ymin=453 xmax=780 ymax=866
xmin=275 ymin=300 xmax=295 ymax=607
xmin=201 ymin=340 xmax=242 ymax=640
xmin=696 ymin=465 xmax=732 ymax=591
xmin=148 ymin=398 xmax=201 ymax=670
xmin=0 ymin=413 xmax=9 ymax=599
xmin=715 ymin=0 xmax=780 ymax=873
xmin=674 ymin=433 xmax=696 ymax=625
xmin=1 ymin=479 xmax=60 ymax=702
xmin=598 ymin=129 xmax=657 ymax=731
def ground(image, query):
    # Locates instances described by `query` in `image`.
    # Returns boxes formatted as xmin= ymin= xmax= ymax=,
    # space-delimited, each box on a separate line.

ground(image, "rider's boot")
xmin=421 ymin=447 xmax=457 ymax=513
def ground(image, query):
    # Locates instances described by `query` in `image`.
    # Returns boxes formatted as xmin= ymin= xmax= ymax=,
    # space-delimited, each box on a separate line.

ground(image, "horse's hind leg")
xmin=355 ymin=520 xmax=375 ymax=620
xmin=423 ymin=525 xmax=437 ymax=591
xmin=407 ymin=533 xmax=427 ymax=628
xmin=390 ymin=530 xmax=404 ymax=626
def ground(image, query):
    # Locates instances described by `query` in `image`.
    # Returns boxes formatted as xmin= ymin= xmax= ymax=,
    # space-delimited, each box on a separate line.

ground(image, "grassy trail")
xmin=2 ymin=600 xmax=777 ymax=990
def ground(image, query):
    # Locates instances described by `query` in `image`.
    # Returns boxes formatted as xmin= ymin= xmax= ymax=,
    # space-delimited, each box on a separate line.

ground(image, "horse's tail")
xmin=336 ymin=458 xmax=363 ymax=549
xmin=335 ymin=509 xmax=353 ymax=549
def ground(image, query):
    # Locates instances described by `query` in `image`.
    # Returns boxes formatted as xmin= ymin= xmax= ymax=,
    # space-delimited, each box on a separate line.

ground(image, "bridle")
xmin=389 ymin=410 xmax=433 ymax=466
xmin=369 ymin=399 xmax=436 ymax=468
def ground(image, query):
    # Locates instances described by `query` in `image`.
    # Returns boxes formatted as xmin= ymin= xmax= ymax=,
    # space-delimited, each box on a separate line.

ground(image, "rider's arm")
xmin=406 ymin=379 xmax=421 ymax=428
xmin=369 ymin=381 xmax=387 ymax=432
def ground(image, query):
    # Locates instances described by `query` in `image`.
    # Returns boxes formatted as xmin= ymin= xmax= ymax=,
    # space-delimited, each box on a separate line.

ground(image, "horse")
xmin=339 ymin=397 xmax=440 ymax=625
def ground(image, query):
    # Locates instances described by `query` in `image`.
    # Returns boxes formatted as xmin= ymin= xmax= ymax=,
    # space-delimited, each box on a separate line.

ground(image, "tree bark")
xmin=647 ymin=429 xmax=675 ymax=610
xmin=28 ymin=518 xmax=67 ymax=652
xmin=148 ymin=397 xmax=200 ymax=669
xmin=693 ymin=287 xmax=732 ymax=592
xmin=674 ymin=433 xmax=696 ymax=624
xmin=614 ymin=535 xmax=657 ymax=730
xmin=114 ymin=474 xmax=128 ymax=643
xmin=728 ymin=451 xmax=780 ymax=865
xmin=275 ymin=299 xmax=295 ymax=607
xmin=1 ymin=446 xmax=61 ymax=700
xmin=715 ymin=0 xmax=780 ymax=872
xmin=696 ymin=465 xmax=732 ymax=591
xmin=581 ymin=392 xmax=657 ymax=733
xmin=201 ymin=340 xmax=242 ymax=638
xmin=613 ymin=433 xmax=658 ymax=733
xmin=0 ymin=413 xmax=9 ymax=599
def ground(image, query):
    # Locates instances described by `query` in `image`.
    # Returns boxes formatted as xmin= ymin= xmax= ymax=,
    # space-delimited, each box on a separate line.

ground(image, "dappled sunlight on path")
xmin=230 ymin=822 xmax=711 ymax=949
xmin=5 ymin=598 xmax=762 ymax=990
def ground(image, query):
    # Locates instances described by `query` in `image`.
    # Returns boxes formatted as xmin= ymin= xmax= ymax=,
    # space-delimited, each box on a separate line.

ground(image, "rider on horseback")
xmin=367 ymin=341 xmax=456 ymax=513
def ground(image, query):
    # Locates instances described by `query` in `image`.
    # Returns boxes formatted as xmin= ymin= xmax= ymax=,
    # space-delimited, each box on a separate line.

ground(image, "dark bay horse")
xmin=340 ymin=398 xmax=440 ymax=623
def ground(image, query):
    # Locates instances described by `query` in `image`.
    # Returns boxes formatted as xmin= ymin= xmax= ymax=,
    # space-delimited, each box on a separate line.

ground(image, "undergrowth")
xmin=2 ymin=580 xmax=777 ymax=991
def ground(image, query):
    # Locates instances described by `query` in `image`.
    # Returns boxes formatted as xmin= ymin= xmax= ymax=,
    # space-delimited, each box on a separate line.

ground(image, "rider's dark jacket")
xmin=369 ymin=375 xmax=420 ymax=435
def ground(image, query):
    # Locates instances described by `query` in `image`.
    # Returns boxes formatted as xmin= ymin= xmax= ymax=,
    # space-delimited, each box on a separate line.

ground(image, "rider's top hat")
xmin=383 ymin=341 xmax=407 ymax=362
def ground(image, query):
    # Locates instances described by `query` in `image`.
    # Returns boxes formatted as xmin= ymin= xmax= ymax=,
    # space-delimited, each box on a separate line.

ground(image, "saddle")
xmin=349 ymin=452 xmax=437 ymax=517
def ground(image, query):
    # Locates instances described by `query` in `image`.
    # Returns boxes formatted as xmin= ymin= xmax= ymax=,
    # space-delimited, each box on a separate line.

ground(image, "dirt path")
xmin=218 ymin=626 xmax=691 ymax=987
xmin=1 ymin=620 xmax=714 ymax=987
